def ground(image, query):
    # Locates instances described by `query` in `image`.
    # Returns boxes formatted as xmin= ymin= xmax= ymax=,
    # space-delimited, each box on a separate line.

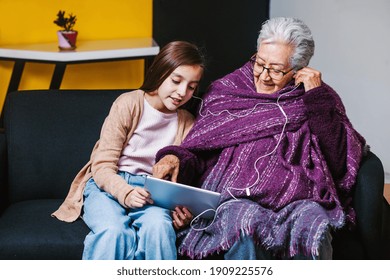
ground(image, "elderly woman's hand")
xmin=152 ymin=155 xmax=180 ymax=182
xmin=294 ymin=67 xmax=322 ymax=92
xmin=172 ymin=206 xmax=193 ymax=230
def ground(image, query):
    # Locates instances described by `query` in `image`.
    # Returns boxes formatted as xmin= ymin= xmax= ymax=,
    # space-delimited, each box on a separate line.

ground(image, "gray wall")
xmin=270 ymin=0 xmax=390 ymax=183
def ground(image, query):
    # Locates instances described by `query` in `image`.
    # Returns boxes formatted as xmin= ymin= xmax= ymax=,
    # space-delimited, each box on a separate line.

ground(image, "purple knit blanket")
xmin=160 ymin=62 xmax=365 ymax=259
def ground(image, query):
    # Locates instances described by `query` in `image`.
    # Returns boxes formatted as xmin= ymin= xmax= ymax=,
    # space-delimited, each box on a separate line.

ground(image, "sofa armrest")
xmin=0 ymin=128 xmax=8 ymax=213
xmin=353 ymin=150 xmax=384 ymax=258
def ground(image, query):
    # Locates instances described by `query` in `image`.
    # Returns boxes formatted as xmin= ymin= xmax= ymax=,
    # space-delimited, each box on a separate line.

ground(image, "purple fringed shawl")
xmin=158 ymin=62 xmax=366 ymax=259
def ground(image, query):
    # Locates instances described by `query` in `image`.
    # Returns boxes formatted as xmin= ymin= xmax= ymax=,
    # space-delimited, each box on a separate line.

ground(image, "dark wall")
xmin=153 ymin=0 xmax=270 ymax=93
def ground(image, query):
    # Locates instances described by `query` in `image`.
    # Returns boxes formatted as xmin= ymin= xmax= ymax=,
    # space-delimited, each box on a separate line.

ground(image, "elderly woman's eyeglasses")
xmin=250 ymin=54 xmax=293 ymax=81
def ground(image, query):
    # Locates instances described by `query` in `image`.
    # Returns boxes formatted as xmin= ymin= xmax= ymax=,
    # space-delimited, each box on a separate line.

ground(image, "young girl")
xmin=52 ymin=41 xmax=206 ymax=260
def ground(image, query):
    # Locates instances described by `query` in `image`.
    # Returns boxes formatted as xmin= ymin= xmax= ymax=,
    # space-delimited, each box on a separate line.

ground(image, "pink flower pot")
xmin=57 ymin=31 xmax=78 ymax=50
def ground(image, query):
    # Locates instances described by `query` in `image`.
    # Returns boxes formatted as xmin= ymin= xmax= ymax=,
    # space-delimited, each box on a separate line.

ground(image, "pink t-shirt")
xmin=117 ymin=98 xmax=178 ymax=175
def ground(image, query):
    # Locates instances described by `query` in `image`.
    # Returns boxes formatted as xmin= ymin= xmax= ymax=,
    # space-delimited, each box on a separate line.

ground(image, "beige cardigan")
xmin=52 ymin=90 xmax=194 ymax=222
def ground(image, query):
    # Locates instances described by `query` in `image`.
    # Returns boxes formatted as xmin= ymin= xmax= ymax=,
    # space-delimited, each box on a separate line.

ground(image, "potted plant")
xmin=54 ymin=10 xmax=78 ymax=50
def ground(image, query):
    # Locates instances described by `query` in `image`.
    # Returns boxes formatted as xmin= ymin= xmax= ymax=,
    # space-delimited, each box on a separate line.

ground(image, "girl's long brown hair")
xmin=140 ymin=41 xmax=206 ymax=93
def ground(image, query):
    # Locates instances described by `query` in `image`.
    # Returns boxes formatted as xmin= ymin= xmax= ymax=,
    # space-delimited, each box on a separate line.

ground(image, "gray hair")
xmin=257 ymin=17 xmax=315 ymax=70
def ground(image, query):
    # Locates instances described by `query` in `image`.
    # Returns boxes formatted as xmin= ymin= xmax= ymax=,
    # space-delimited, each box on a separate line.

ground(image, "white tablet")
xmin=144 ymin=176 xmax=221 ymax=219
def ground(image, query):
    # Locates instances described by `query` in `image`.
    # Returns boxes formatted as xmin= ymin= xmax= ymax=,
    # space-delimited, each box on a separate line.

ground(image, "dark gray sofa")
xmin=0 ymin=90 xmax=124 ymax=259
xmin=0 ymin=89 xmax=389 ymax=259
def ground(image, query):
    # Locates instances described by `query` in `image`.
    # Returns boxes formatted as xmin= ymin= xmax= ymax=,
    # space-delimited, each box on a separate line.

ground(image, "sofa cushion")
xmin=0 ymin=131 xmax=7 ymax=213
xmin=0 ymin=199 xmax=89 ymax=260
xmin=4 ymin=90 xmax=124 ymax=203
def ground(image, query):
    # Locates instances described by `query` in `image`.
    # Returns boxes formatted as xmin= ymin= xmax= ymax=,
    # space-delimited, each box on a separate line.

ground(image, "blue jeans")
xmin=82 ymin=171 xmax=177 ymax=260
xmin=224 ymin=231 xmax=333 ymax=260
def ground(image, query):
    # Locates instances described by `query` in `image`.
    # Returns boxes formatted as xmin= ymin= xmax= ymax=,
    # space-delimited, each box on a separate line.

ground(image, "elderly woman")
xmin=153 ymin=17 xmax=366 ymax=259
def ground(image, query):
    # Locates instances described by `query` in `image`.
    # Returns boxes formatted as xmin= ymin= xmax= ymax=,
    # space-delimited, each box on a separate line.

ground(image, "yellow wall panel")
xmin=0 ymin=0 xmax=152 ymax=112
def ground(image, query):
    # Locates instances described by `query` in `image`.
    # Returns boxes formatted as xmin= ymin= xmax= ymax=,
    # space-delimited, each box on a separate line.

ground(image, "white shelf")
xmin=0 ymin=37 xmax=160 ymax=62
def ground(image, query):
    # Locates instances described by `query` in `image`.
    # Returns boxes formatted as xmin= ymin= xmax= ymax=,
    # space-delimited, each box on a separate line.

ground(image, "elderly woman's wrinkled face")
xmin=253 ymin=41 xmax=295 ymax=94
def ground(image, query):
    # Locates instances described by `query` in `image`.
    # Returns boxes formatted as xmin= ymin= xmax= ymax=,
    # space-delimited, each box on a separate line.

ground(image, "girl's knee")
xmin=141 ymin=208 xmax=174 ymax=233
xmin=144 ymin=206 xmax=171 ymax=219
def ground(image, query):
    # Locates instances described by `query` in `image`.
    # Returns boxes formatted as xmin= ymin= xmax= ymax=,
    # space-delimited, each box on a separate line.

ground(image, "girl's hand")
xmin=152 ymin=155 xmax=180 ymax=182
xmin=125 ymin=187 xmax=153 ymax=208
xmin=172 ymin=206 xmax=193 ymax=230
xmin=294 ymin=67 xmax=322 ymax=91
